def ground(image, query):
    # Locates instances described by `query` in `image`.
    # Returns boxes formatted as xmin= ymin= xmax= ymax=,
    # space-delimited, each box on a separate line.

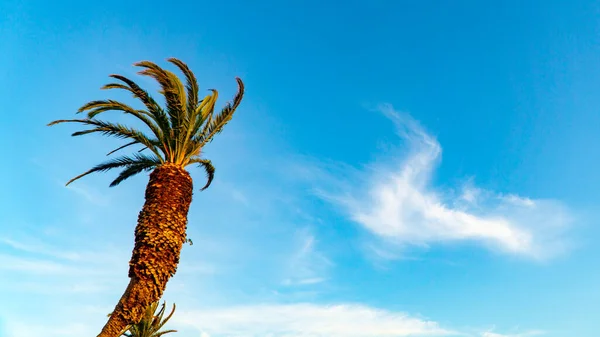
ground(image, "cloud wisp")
xmin=174 ymin=303 xmax=454 ymax=337
xmin=481 ymin=330 xmax=545 ymax=337
xmin=313 ymin=104 xmax=573 ymax=260
xmin=280 ymin=228 xmax=331 ymax=287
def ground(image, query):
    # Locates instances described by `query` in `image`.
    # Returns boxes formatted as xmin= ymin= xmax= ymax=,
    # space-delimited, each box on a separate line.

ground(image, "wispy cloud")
xmin=64 ymin=182 xmax=110 ymax=206
xmin=310 ymin=104 xmax=573 ymax=260
xmin=0 ymin=192 xmax=542 ymax=337
xmin=0 ymin=254 xmax=69 ymax=274
xmin=0 ymin=236 xmax=97 ymax=261
xmin=174 ymin=303 xmax=454 ymax=337
xmin=6 ymin=106 xmax=560 ymax=337
xmin=0 ymin=236 xmax=454 ymax=337
xmin=0 ymin=233 xmax=224 ymax=295
xmin=3 ymin=321 xmax=97 ymax=337
xmin=280 ymin=228 xmax=331 ymax=287
xmin=481 ymin=330 xmax=545 ymax=337
xmin=0 ymin=237 xmax=128 ymax=297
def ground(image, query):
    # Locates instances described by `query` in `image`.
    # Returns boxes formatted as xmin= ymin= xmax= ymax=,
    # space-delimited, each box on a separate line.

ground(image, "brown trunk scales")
xmin=98 ymin=163 xmax=193 ymax=337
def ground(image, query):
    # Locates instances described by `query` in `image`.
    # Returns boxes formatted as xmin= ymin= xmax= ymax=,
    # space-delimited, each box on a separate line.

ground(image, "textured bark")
xmin=97 ymin=163 xmax=193 ymax=337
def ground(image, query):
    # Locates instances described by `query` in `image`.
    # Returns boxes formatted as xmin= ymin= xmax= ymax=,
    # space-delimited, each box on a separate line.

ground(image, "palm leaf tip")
xmin=191 ymin=158 xmax=215 ymax=191
xmin=47 ymin=119 xmax=67 ymax=126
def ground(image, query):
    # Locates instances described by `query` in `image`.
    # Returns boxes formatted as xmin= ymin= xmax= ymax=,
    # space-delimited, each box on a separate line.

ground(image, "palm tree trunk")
xmin=98 ymin=163 xmax=193 ymax=337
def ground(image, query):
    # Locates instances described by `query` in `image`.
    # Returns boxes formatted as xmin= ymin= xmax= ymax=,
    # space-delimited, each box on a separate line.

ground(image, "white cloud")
xmin=313 ymin=104 xmax=573 ymax=259
xmin=0 ymin=184 xmax=542 ymax=337
xmin=0 ymin=236 xmax=102 ymax=262
xmin=0 ymin=243 xmax=128 ymax=299
xmin=0 ymin=254 xmax=69 ymax=274
xmin=280 ymin=228 xmax=331 ymax=286
xmin=174 ymin=303 xmax=454 ymax=337
xmin=4 ymin=105 xmax=557 ymax=337
xmin=3 ymin=321 xmax=96 ymax=337
xmin=481 ymin=330 xmax=544 ymax=337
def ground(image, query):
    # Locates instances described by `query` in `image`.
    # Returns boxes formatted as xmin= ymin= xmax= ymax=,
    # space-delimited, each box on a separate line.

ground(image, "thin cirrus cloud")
xmin=0 ymin=235 xmax=454 ymax=337
xmin=173 ymin=303 xmax=454 ymax=337
xmin=481 ymin=330 xmax=545 ymax=337
xmin=313 ymin=104 xmax=573 ymax=260
xmin=280 ymin=228 xmax=331 ymax=287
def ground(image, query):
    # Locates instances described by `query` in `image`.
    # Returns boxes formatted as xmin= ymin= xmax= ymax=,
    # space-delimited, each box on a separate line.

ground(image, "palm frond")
xmin=153 ymin=303 xmax=177 ymax=332
xmin=135 ymin=61 xmax=194 ymax=162
xmin=167 ymin=59 xmax=209 ymax=164
xmin=164 ymin=69 xmax=187 ymax=126
xmin=189 ymin=158 xmax=215 ymax=190
xmin=180 ymin=90 xmax=219 ymax=161
xmin=104 ymin=74 xmax=172 ymax=139
xmin=195 ymin=77 xmax=244 ymax=148
xmin=119 ymin=301 xmax=177 ymax=337
xmin=77 ymin=99 xmax=164 ymax=142
xmin=65 ymin=153 xmax=161 ymax=186
xmin=78 ymin=100 xmax=139 ymax=118
xmin=109 ymin=161 xmax=158 ymax=187
xmin=48 ymin=118 xmax=163 ymax=160
xmin=196 ymin=89 xmax=219 ymax=137
xmin=106 ymin=140 xmax=138 ymax=156
xmin=135 ymin=61 xmax=186 ymax=130
xmin=167 ymin=58 xmax=199 ymax=115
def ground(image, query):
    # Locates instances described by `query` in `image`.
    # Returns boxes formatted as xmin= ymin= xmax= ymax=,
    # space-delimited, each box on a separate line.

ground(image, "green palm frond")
xmin=103 ymin=74 xmax=172 ymax=139
xmin=195 ymin=78 xmax=244 ymax=148
xmin=106 ymin=140 xmax=140 ymax=156
xmin=49 ymin=118 xmax=163 ymax=161
xmin=77 ymin=100 xmax=163 ymax=142
xmin=179 ymin=89 xmax=218 ymax=162
xmin=135 ymin=61 xmax=187 ymax=133
xmin=49 ymin=58 xmax=244 ymax=189
xmin=167 ymin=57 xmax=199 ymax=115
xmin=197 ymin=90 xmax=219 ymax=137
xmin=108 ymin=301 xmax=177 ymax=337
xmin=109 ymin=161 xmax=158 ymax=187
xmin=66 ymin=153 xmax=161 ymax=186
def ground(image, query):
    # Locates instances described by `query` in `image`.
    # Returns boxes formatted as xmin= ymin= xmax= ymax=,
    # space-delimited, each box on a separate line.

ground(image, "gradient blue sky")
xmin=1 ymin=1 xmax=600 ymax=336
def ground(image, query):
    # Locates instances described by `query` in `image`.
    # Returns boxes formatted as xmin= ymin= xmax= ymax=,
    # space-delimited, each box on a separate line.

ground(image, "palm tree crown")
xmin=49 ymin=58 xmax=244 ymax=190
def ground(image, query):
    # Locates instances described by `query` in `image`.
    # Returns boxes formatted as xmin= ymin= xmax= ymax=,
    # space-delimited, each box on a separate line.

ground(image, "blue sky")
xmin=1 ymin=0 xmax=600 ymax=336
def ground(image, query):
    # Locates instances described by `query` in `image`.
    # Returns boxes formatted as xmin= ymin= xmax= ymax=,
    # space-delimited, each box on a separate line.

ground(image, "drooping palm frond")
xmin=135 ymin=61 xmax=187 ymax=138
xmin=109 ymin=161 xmax=160 ymax=187
xmin=78 ymin=100 xmax=163 ymax=141
xmin=106 ymin=140 xmax=142 ymax=156
xmin=102 ymin=74 xmax=172 ymax=140
xmin=63 ymin=153 xmax=162 ymax=186
xmin=49 ymin=118 xmax=162 ymax=158
xmin=188 ymin=158 xmax=215 ymax=191
xmin=49 ymin=58 xmax=245 ymax=188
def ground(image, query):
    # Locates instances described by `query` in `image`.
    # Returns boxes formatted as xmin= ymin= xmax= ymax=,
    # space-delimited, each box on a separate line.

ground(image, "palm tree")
xmin=109 ymin=301 xmax=178 ymax=337
xmin=49 ymin=58 xmax=244 ymax=337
